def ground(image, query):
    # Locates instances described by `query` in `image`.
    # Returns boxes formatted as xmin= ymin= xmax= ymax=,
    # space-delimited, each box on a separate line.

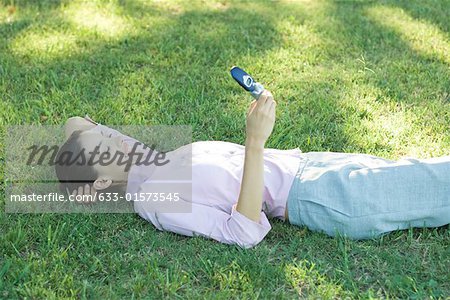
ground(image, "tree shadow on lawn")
xmin=273 ymin=0 xmax=449 ymax=157
xmin=0 ymin=1 xmax=288 ymax=126
xmin=1 ymin=0 xmax=449 ymax=298
xmin=0 ymin=18 xmax=32 ymax=42
xmin=0 ymin=1 xmax=351 ymax=298
xmin=271 ymin=0 xmax=449 ymax=297
xmin=2 ymin=0 xmax=391 ymax=154
xmin=0 ymin=2 xmax=375 ymax=298
xmin=384 ymin=0 xmax=450 ymax=34
xmin=325 ymin=0 xmax=449 ymax=106
xmin=324 ymin=1 xmax=449 ymax=157
xmin=0 ymin=0 xmax=66 ymax=9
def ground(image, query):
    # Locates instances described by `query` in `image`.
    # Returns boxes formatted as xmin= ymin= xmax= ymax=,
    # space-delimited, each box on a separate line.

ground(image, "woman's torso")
xmin=127 ymin=141 xmax=303 ymax=220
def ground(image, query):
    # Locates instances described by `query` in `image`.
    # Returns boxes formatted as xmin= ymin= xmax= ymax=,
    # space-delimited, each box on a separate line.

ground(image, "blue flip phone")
xmin=230 ymin=66 xmax=265 ymax=100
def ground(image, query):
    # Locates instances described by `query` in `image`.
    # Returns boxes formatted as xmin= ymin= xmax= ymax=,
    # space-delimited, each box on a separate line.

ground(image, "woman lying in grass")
xmin=55 ymin=90 xmax=450 ymax=249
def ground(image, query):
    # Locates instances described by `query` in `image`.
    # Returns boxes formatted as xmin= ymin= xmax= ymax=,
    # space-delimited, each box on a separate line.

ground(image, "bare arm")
xmin=236 ymin=91 xmax=276 ymax=222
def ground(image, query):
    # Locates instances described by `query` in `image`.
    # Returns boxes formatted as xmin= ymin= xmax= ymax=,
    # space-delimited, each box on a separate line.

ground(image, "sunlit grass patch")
xmin=240 ymin=18 xmax=326 ymax=90
xmin=359 ymin=105 xmax=415 ymax=155
xmin=338 ymin=83 xmax=449 ymax=158
xmin=212 ymin=260 xmax=257 ymax=297
xmin=0 ymin=3 xmax=18 ymax=23
xmin=276 ymin=19 xmax=323 ymax=51
xmin=367 ymin=5 xmax=450 ymax=64
xmin=0 ymin=4 xmax=9 ymax=23
xmin=10 ymin=28 xmax=78 ymax=58
xmin=63 ymin=1 xmax=132 ymax=38
xmin=278 ymin=0 xmax=328 ymax=14
xmin=285 ymin=259 xmax=350 ymax=298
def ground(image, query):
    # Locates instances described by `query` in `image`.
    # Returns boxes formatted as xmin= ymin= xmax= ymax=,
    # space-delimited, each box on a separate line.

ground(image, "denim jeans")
xmin=286 ymin=152 xmax=450 ymax=239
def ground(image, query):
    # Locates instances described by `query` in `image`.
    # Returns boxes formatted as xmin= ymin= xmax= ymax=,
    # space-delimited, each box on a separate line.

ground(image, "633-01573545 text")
xmin=9 ymin=192 xmax=181 ymax=203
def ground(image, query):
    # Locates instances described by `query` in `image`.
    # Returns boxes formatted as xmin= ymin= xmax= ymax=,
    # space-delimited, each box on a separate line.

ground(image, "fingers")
xmin=261 ymin=91 xmax=276 ymax=114
xmin=263 ymin=90 xmax=273 ymax=104
xmin=77 ymin=185 xmax=83 ymax=198
xmin=254 ymin=91 xmax=270 ymax=112
xmin=270 ymin=98 xmax=277 ymax=109
xmin=90 ymin=185 xmax=97 ymax=202
xmin=248 ymin=90 xmax=276 ymax=119
xmin=69 ymin=183 xmax=97 ymax=204
xmin=254 ymin=90 xmax=272 ymax=110
xmin=257 ymin=90 xmax=269 ymax=103
xmin=83 ymin=184 xmax=97 ymax=204
xmin=269 ymin=100 xmax=276 ymax=118
xmin=71 ymin=188 xmax=76 ymax=199
xmin=83 ymin=184 xmax=90 ymax=204
xmin=247 ymin=99 xmax=257 ymax=115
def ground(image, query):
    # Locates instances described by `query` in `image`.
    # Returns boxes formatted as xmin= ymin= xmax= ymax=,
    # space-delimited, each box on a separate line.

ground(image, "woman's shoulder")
xmin=191 ymin=140 xmax=245 ymax=154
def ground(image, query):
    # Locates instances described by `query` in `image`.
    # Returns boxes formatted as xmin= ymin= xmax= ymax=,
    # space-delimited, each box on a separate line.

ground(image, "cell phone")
xmin=230 ymin=66 xmax=265 ymax=100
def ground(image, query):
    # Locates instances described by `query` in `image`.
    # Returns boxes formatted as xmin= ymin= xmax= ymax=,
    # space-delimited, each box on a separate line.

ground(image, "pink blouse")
xmin=90 ymin=123 xmax=303 ymax=248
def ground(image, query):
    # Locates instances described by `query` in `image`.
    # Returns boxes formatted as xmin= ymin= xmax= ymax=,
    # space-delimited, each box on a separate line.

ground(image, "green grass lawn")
xmin=1 ymin=0 xmax=449 ymax=298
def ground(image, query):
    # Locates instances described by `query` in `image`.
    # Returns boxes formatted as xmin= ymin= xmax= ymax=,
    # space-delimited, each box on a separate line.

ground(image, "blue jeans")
xmin=286 ymin=152 xmax=450 ymax=239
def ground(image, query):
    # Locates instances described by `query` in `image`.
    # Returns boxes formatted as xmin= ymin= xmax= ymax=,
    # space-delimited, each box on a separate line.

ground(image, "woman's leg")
xmin=287 ymin=153 xmax=450 ymax=239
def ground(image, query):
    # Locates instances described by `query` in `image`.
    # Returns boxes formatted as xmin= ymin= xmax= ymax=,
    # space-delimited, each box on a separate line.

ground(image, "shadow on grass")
xmin=1 ymin=1 xmax=348 ymax=298
xmin=0 ymin=18 xmax=32 ymax=41
xmin=0 ymin=1 xmax=287 ymax=125
xmin=328 ymin=0 xmax=449 ymax=104
xmin=0 ymin=0 xmax=67 ymax=9
xmin=1 ymin=0 xmax=449 ymax=298
xmin=272 ymin=0 xmax=449 ymax=297
xmin=385 ymin=0 xmax=449 ymax=34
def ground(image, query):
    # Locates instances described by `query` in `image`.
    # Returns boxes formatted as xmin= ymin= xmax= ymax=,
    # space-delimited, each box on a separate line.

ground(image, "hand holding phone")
xmin=230 ymin=66 xmax=265 ymax=100
xmin=245 ymin=90 xmax=276 ymax=144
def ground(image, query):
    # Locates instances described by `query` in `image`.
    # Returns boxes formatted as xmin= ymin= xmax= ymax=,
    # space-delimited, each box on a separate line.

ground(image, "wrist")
xmin=245 ymin=136 xmax=265 ymax=150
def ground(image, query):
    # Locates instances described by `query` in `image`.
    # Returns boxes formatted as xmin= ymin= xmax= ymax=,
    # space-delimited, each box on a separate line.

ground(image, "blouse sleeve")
xmin=133 ymin=198 xmax=272 ymax=249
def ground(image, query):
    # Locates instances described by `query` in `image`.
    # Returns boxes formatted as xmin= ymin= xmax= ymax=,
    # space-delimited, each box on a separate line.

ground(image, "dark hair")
xmin=54 ymin=130 xmax=99 ymax=193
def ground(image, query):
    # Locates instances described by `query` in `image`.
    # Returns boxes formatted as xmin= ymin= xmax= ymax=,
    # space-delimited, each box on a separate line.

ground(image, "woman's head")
xmin=55 ymin=129 xmax=131 ymax=193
